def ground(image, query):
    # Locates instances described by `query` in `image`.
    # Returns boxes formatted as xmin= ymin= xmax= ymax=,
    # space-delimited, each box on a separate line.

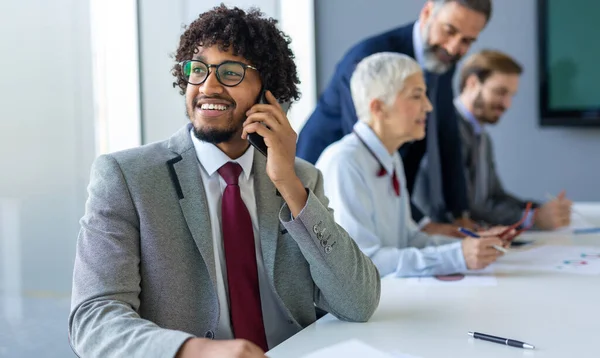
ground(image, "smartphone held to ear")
xmin=247 ymin=89 xmax=291 ymax=156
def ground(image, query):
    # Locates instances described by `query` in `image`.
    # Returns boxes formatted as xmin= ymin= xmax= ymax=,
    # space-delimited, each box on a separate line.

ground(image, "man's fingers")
xmin=244 ymin=112 xmax=281 ymax=132
xmin=242 ymin=122 xmax=272 ymax=142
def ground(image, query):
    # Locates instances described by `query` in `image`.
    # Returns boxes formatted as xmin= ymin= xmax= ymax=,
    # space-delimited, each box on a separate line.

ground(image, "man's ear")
xmin=419 ymin=1 xmax=436 ymax=24
xmin=465 ymin=74 xmax=481 ymax=92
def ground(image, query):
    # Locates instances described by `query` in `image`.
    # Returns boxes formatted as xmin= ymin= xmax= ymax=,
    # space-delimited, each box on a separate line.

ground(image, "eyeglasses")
xmin=179 ymin=60 xmax=258 ymax=87
xmin=499 ymin=202 xmax=536 ymax=241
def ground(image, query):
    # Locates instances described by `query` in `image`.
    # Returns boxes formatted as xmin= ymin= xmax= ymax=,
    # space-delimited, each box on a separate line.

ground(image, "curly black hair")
xmin=171 ymin=4 xmax=300 ymax=103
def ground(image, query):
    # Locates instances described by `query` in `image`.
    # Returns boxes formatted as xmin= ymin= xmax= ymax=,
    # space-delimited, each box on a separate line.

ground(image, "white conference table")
xmin=268 ymin=203 xmax=600 ymax=358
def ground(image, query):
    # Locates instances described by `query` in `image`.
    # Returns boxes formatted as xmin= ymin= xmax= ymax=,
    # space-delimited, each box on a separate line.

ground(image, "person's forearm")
xmin=275 ymin=176 xmax=308 ymax=218
xmin=393 ymin=243 xmax=466 ymax=277
xmin=70 ymin=299 xmax=194 ymax=358
xmin=279 ymin=190 xmax=380 ymax=322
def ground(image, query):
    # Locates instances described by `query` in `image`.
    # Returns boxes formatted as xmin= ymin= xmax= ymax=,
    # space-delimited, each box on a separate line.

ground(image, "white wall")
xmin=0 ymin=0 xmax=94 ymax=356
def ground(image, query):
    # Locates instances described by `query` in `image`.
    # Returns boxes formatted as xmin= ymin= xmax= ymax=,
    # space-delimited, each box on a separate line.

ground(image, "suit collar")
xmin=167 ymin=123 xmax=195 ymax=155
xmin=251 ymin=151 xmax=282 ymax=283
xmin=167 ymin=139 xmax=218 ymax=291
xmin=398 ymin=21 xmax=416 ymax=59
xmin=166 ymin=124 xmax=218 ymax=291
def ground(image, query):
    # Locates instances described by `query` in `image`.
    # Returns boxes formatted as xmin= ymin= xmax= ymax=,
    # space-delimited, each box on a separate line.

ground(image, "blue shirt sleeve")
xmin=523 ymin=209 xmax=535 ymax=228
xmin=317 ymin=149 xmax=467 ymax=277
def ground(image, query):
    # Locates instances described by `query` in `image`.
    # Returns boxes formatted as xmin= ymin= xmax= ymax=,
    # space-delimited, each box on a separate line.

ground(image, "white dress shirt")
xmin=315 ymin=122 xmax=467 ymax=277
xmin=190 ymin=130 xmax=294 ymax=348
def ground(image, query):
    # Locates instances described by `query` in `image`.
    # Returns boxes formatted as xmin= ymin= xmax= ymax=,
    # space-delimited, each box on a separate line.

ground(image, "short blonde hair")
xmin=459 ymin=50 xmax=523 ymax=92
xmin=350 ymin=52 xmax=422 ymax=123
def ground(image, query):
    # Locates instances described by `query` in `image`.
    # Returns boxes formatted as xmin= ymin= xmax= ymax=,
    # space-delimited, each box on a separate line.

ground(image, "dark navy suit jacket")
xmin=296 ymin=22 xmax=468 ymax=222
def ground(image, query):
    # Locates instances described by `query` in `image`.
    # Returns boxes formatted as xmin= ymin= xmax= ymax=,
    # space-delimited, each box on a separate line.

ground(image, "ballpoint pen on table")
xmin=458 ymin=228 xmax=508 ymax=253
xmin=468 ymin=331 xmax=535 ymax=349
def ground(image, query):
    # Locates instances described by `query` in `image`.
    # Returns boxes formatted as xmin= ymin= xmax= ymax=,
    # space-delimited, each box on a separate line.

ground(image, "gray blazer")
xmin=69 ymin=124 xmax=381 ymax=358
xmin=457 ymin=111 xmax=536 ymax=226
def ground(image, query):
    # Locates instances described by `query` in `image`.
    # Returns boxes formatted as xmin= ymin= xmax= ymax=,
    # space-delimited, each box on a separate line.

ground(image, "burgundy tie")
xmin=391 ymin=169 xmax=400 ymax=197
xmin=377 ymin=166 xmax=400 ymax=197
xmin=218 ymin=162 xmax=268 ymax=351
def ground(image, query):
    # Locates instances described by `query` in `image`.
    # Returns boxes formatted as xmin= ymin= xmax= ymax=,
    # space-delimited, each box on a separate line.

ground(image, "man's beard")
xmin=187 ymin=96 xmax=240 ymax=144
xmin=473 ymin=91 xmax=502 ymax=124
xmin=422 ymin=23 xmax=462 ymax=74
xmin=192 ymin=125 xmax=238 ymax=144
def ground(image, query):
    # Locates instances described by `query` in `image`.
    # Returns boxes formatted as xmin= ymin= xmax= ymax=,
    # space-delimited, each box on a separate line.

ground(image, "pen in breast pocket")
xmin=458 ymin=227 xmax=508 ymax=253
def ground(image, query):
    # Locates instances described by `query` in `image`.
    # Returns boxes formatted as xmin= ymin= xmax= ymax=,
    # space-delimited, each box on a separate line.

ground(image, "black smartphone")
xmin=247 ymin=88 xmax=291 ymax=156
xmin=510 ymin=239 xmax=534 ymax=247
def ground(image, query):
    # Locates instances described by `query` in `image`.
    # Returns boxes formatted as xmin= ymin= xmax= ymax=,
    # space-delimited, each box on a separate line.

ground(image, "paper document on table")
xmin=492 ymin=245 xmax=600 ymax=275
xmin=300 ymin=340 xmax=412 ymax=358
xmin=405 ymin=267 xmax=497 ymax=286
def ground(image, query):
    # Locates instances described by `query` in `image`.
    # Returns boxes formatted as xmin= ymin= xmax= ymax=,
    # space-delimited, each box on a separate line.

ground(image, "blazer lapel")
xmin=252 ymin=151 xmax=283 ymax=283
xmin=167 ymin=125 xmax=217 ymax=289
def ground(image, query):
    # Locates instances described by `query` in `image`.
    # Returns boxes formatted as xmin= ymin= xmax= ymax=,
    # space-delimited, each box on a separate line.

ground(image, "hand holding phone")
xmin=247 ymin=88 xmax=291 ymax=156
xmin=242 ymin=89 xmax=296 ymax=179
xmin=243 ymin=89 xmax=307 ymax=216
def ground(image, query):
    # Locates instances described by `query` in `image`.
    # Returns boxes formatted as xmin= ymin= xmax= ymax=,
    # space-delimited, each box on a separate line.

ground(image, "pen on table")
xmin=458 ymin=228 xmax=508 ymax=253
xmin=468 ymin=331 xmax=535 ymax=349
xmin=573 ymin=227 xmax=600 ymax=235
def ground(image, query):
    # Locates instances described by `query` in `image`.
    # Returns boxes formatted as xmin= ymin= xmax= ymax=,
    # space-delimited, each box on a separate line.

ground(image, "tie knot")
xmin=218 ymin=162 xmax=243 ymax=185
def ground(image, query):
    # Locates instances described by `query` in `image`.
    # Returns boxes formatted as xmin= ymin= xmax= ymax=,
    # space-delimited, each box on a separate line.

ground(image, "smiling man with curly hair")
xmin=69 ymin=4 xmax=380 ymax=358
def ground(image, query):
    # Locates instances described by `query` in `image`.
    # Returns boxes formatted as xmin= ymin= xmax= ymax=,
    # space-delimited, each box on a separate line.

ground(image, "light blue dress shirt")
xmin=412 ymin=20 xmax=426 ymax=68
xmin=454 ymin=98 xmax=534 ymax=227
xmin=316 ymin=122 xmax=467 ymax=277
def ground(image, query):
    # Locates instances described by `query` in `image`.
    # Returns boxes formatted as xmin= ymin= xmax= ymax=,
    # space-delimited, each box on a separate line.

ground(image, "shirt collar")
xmin=190 ymin=129 xmax=254 ymax=180
xmin=412 ymin=20 xmax=426 ymax=69
xmin=353 ymin=121 xmax=397 ymax=176
xmin=454 ymin=97 xmax=484 ymax=135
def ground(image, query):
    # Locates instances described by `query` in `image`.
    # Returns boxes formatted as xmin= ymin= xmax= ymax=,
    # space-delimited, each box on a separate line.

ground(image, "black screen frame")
xmin=538 ymin=0 xmax=600 ymax=127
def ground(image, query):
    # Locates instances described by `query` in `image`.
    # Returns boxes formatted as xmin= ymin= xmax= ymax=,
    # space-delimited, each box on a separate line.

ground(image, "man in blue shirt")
xmin=298 ymin=0 xmax=493 ymax=236
xmin=316 ymin=52 xmax=506 ymax=277
xmin=429 ymin=50 xmax=572 ymax=229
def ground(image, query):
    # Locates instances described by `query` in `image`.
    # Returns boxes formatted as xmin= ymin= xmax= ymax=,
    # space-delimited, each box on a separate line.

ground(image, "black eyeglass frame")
xmin=178 ymin=60 xmax=259 ymax=87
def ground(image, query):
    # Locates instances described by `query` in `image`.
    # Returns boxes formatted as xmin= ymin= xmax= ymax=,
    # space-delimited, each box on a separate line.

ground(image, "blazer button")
xmin=204 ymin=330 xmax=215 ymax=339
xmin=313 ymin=224 xmax=320 ymax=234
xmin=325 ymin=245 xmax=332 ymax=254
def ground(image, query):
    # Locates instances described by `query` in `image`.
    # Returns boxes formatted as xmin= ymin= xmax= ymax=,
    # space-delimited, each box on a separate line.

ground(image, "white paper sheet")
xmin=492 ymin=245 xmax=600 ymax=275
